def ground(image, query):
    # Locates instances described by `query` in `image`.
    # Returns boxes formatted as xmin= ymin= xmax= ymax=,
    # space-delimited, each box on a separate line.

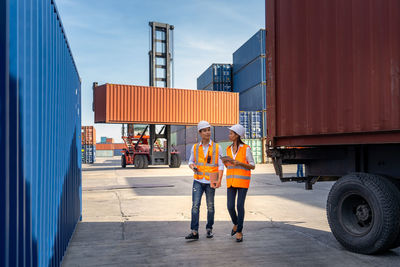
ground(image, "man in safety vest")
xmin=185 ymin=121 xmax=224 ymax=240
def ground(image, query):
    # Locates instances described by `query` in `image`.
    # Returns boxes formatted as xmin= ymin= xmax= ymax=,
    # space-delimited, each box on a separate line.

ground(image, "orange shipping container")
xmin=93 ymin=84 xmax=239 ymax=126
xmin=96 ymin=143 xmax=126 ymax=150
xmin=81 ymin=126 xmax=96 ymax=145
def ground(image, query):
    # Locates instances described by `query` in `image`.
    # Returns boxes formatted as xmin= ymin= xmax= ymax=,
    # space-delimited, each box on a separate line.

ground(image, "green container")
xmin=243 ymin=139 xmax=263 ymax=164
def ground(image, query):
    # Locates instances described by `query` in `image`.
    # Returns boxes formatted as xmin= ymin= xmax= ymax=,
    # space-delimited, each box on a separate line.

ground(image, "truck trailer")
xmin=266 ymin=0 xmax=400 ymax=254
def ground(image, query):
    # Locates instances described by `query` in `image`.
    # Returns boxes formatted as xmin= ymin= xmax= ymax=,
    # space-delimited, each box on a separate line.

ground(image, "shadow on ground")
xmin=62 ymin=220 xmax=400 ymax=267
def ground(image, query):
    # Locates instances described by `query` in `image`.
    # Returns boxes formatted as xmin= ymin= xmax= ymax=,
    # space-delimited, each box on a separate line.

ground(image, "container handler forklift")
xmin=120 ymin=124 xmax=181 ymax=169
xmin=119 ymin=21 xmax=179 ymax=169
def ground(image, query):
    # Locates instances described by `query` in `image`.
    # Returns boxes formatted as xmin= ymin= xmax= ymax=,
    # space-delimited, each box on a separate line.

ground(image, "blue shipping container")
xmin=233 ymin=29 xmax=266 ymax=74
xmin=1 ymin=1 xmax=82 ymax=266
xmin=114 ymin=149 xmax=122 ymax=156
xmin=197 ymin=64 xmax=232 ymax=91
xmin=82 ymin=145 xmax=96 ymax=164
xmin=233 ymin=57 xmax=266 ymax=93
xmin=239 ymin=83 xmax=267 ymax=111
xmin=239 ymin=111 xmax=265 ymax=139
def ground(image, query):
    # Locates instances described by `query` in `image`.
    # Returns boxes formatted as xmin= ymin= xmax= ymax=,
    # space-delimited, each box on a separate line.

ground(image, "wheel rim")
xmin=339 ymin=192 xmax=374 ymax=236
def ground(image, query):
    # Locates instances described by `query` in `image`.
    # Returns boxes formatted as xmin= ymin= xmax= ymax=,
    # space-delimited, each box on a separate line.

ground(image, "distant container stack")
xmin=191 ymin=29 xmax=268 ymax=163
xmin=96 ymin=143 xmax=126 ymax=157
xmin=169 ymin=124 xmax=264 ymax=164
xmin=82 ymin=126 xmax=96 ymax=163
xmin=233 ymin=29 xmax=266 ymax=112
xmin=239 ymin=111 xmax=266 ymax=139
xmin=99 ymin=136 xmax=114 ymax=144
xmin=197 ymin=64 xmax=233 ymax=91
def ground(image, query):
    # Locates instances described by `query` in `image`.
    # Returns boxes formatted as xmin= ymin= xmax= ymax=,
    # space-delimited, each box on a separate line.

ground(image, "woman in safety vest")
xmin=222 ymin=124 xmax=255 ymax=242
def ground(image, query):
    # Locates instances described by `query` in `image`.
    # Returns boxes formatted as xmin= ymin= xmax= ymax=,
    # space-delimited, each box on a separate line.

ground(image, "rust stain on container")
xmin=94 ymin=84 xmax=239 ymax=126
xmin=266 ymin=0 xmax=400 ymax=146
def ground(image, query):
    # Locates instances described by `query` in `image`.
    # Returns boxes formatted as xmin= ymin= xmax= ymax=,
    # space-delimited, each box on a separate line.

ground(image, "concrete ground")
xmin=62 ymin=157 xmax=400 ymax=267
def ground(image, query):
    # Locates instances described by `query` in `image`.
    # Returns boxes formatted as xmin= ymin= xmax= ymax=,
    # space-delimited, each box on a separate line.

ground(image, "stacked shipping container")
xmin=96 ymin=143 xmax=126 ymax=157
xmin=82 ymin=126 xmax=96 ymax=163
xmin=197 ymin=64 xmax=233 ymax=91
xmin=239 ymin=111 xmax=266 ymax=139
xmin=233 ymin=29 xmax=266 ymax=112
xmin=193 ymin=30 xmax=268 ymax=163
xmin=170 ymin=125 xmax=264 ymax=164
xmin=1 ymin=1 xmax=82 ymax=266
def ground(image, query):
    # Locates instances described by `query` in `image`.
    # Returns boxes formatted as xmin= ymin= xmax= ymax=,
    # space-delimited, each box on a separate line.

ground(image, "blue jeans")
xmin=297 ymin=164 xmax=304 ymax=177
xmin=227 ymin=187 xmax=248 ymax=233
xmin=190 ymin=180 xmax=215 ymax=231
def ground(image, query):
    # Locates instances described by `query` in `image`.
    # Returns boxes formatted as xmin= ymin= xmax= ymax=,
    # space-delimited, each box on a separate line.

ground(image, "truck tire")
xmin=121 ymin=155 xmax=126 ymax=168
xmin=327 ymin=173 xmax=400 ymax=254
xmin=142 ymin=155 xmax=149 ymax=169
xmin=134 ymin=155 xmax=144 ymax=169
xmin=169 ymin=154 xmax=181 ymax=168
xmin=386 ymin=178 xmax=400 ymax=249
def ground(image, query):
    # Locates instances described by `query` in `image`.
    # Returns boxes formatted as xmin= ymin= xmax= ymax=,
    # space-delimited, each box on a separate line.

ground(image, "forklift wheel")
xmin=169 ymin=154 xmax=181 ymax=168
xmin=142 ymin=155 xmax=149 ymax=169
xmin=134 ymin=155 xmax=144 ymax=169
xmin=121 ymin=155 xmax=127 ymax=168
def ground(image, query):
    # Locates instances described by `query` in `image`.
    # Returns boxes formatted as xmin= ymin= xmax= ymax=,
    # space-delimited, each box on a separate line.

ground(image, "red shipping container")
xmin=266 ymin=0 xmax=400 ymax=146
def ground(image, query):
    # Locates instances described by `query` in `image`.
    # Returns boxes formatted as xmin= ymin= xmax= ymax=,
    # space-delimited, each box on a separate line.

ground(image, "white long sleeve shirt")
xmin=188 ymin=141 xmax=224 ymax=184
xmin=228 ymin=144 xmax=255 ymax=166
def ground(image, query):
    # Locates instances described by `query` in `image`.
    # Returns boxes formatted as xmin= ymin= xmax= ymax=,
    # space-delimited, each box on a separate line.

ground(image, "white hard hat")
xmin=229 ymin=124 xmax=245 ymax=137
xmin=197 ymin=120 xmax=211 ymax=132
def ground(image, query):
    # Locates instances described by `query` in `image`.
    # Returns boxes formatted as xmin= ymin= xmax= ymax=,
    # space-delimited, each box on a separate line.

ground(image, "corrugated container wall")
xmin=233 ymin=29 xmax=267 ymax=111
xmin=1 ymin=1 xmax=82 ymax=266
xmin=240 ymin=111 xmax=265 ymax=139
xmin=96 ymin=150 xmax=114 ymax=157
xmin=94 ymin=84 xmax=239 ymax=126
xmin=266 ymin=0 xmax=400 ymax=146
xmin=197 ymin=64 xmax=233 ymax=92
xmin=82 ymin=126 xmax=96 ymax=145
xmin=82 ymin=145 xmax=96 ymax=164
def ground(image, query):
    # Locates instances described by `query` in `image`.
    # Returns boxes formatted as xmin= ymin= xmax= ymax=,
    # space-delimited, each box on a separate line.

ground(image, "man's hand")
xmin=216 ymin=179 xmax=222 ymax=188
xmin=189 ymin=164 xmax=198 ymax=173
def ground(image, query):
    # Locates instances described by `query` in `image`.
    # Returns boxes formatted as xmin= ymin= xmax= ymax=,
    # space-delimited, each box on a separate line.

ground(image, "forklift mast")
xmin=124 ymin=22 xmax=175 ymax=166
xmin=148 ymin=22 xmax=174 ymax=165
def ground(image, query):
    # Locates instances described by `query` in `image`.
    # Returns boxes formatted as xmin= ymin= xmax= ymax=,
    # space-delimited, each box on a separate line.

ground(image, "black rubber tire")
xmin=142 ymin=155 xmax=149 ymax=169
xmin=386 ymin=178 xmax=400 ymax=249
xmin=121 ymin=155 xmax=126 ymax=168
xmin=169 ymin=154 xmax=181 ymax=168
xmin=327 ymin=173 xmax=400 ymax=254
xmin=134 ymin=155 xmax=144 ymax=169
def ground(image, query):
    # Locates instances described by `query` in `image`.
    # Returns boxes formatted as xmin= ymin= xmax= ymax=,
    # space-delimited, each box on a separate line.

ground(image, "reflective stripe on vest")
xmin=193 ymin=141 xmax=219 ymax=180
xmin=226 ymin=144 xmax=251 ymax=188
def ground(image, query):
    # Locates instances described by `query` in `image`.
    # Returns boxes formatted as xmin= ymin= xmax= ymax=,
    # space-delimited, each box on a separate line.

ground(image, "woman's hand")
xmin=232 ymin=160 xmax=241 ymax=166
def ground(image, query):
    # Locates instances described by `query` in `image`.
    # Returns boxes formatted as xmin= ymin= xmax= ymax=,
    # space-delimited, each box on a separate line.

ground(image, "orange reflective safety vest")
xmin=226 ymin=144 xmax=251 ymax=188
xmin=193 ymin=141 xmax=220 ymax=181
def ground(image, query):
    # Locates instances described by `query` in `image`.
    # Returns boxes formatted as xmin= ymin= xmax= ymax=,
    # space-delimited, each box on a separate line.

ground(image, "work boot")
xmin=185 ymin=232 xmax=199 ymax=240
xmin=206 ymin=229 xmax=214 ymax=238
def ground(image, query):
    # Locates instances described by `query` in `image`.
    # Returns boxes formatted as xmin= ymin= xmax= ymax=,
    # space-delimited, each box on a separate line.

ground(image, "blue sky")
xmin=56 ymin=0 xmax=265 ymax=142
